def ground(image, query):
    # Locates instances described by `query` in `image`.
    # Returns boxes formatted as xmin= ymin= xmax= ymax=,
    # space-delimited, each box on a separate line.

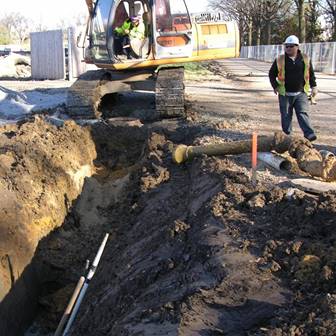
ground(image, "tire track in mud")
xmin=64 ymin=132 xmax=290 ymax=336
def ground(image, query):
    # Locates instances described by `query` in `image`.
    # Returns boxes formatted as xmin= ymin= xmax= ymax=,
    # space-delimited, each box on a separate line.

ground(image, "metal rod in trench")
xmin=62 ymin=233 xmax=110 ymax=336
xmin=54 ymin=276 xmax=85 ymax=336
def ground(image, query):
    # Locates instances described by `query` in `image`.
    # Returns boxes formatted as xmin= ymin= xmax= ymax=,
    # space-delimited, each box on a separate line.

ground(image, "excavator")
xmin=67 ymin=0 xmax=240 ymax=119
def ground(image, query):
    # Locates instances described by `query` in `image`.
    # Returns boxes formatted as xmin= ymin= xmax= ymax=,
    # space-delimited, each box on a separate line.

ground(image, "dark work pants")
xmin=114 ymin=35 xmax=123 ymax=55
xmin=122 ymin=36 xmax=132 ymax=59
xmin=278 ymin=92 xmax=315 ymax=138
xmin=114 ymin=35 xmax=131 ymax=58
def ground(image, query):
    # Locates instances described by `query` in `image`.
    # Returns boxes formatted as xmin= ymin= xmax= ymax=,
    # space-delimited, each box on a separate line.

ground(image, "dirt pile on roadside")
xmin=206 ymin=157 xmax=336 ymax=335
xmin=0 ymin=54 xmax=31 ymax=78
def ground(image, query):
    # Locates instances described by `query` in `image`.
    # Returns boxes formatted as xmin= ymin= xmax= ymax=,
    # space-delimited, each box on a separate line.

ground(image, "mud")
xmin=67 ymin=142 xmax=335 ymax=336
xmin=0 ymin=63 xmax=335 ymax=336
xmin=13 ymin=119 xmax=335 ymax=336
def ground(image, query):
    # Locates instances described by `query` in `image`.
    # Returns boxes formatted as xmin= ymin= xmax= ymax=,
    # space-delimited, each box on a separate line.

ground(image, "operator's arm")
xmin=115 ymin=20 xmax=131 ymax=36
xmin=269 ymin=59 xmax=279 ymax=92
xmin=130 ymin=22 xmax=145 ymax=39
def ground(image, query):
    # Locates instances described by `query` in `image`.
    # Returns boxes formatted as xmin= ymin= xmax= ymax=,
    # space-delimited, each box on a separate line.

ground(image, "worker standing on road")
xmin=269 ymin=35 xmax=318 ymax=142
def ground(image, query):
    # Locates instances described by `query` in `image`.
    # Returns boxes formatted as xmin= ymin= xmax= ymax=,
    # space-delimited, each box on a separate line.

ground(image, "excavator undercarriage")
xmin=66 ymin=66 xmax=185 ymax=120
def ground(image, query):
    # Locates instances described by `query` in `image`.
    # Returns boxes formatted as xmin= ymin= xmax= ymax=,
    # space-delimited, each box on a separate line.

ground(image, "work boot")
xmin=306 ymin=133 xmax=317 ymax=142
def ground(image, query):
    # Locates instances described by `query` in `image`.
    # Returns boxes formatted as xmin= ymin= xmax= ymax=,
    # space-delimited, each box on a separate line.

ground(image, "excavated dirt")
xmin=0 ymin=64 xmax=335 ymax=336
xmin=10 ymin=119 xmax=335 ymax=336
xmin=0 ymin=117 xmax=97 ymax=334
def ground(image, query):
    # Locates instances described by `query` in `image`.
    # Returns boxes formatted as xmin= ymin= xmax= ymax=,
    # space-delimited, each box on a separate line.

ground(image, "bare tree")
xmin=305 ymin=0 xmax=323 ymax=41
xmin=55 ymin=13 xmax=87 ymax=30
xmin=0 ymin=24 xmax=11 ymax=44
xmin=210 ymin=0 xmax=328 ymax=44
xmin=250 ymin=0 xmax=263 ymax=45
xmin=294 ymin=0 xmax=307 ymax=42
xmin=209 ymin=0 xmax=292 ymax=45
xmin=0 ymin=12 xmax=31 ymax=44
xmin=1 ymin=14 xmax=15 ymax=41
xmin=261 ymin=0 xmax=292 ymax=44
xmin=33 ymin=21 xmax=49 ymax=32
xmin=209 ymin=0 xmax=255 ymax=45
xmin=320 ymin=0 xmax=336 ymax=39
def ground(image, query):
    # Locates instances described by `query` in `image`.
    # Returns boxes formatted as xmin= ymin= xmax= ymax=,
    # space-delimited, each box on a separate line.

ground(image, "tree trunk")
xmin=248 ymin=17 xmax=253 ymax=46
xmin=265 ymin=21 xmax=271 ymax=45
xmin=238 ymin=17 xmax=244 ymax=47
xmin=298 ymin=0 xmax=306 ymax=43
xmin=303 ymin=14 xmax=306 ymax=43
xmin=256 ymin=26 xmax=261 ymax=46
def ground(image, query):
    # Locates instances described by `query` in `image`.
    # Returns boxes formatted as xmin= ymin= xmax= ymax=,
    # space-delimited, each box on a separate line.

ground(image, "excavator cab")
xmin=84 ymin=0 xmax=193 ymax=64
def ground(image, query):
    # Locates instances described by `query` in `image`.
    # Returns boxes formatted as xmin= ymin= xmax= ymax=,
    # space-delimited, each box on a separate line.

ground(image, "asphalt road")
xmin=186 ymin=58 xmax=336 ymax=149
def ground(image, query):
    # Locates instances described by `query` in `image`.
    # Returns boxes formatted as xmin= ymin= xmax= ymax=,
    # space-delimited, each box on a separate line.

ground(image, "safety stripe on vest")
xmin=276 ymin=53 xmax=310 ymax=96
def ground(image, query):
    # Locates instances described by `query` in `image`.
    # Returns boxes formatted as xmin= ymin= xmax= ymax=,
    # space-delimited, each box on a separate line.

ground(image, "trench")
xmin=25 ymin=137 xmax=144 ymax=335
xmin=0 ymin=90 xmax=152 ymax=335
xmin=1 ymin=88 xmax=191 ymax=335
xmin=27 ymin=119 xmax=148 ymax=335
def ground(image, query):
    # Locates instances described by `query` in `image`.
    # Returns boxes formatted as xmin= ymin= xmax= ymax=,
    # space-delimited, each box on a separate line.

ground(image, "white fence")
xmin=30 ymin=30 xmax=65 ymax=79
xmin=30 ymin=28 xmax=90 ymax=80
xmin=240 ymin=42 xmax=336 ymax=74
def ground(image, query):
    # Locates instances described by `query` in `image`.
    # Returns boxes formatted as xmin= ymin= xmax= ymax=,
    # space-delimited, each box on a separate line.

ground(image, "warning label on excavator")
xmin=193 ymin=13 xmax=224 ymax=24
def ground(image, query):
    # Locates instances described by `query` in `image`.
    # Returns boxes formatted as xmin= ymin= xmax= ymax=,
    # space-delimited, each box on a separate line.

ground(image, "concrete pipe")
xmin=257 ymin=152 xmax=291 ymax=171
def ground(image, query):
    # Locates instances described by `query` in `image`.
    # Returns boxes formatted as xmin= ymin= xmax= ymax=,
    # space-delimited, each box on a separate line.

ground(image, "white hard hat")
xmin=284 ymin=35 xmax=299 ymax=45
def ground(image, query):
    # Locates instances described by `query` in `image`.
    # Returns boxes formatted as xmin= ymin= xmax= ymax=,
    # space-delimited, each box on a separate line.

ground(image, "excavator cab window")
xmin=109 ymin=0 xmax=151 ymax=62
xmin=89 ymin=0 xmax=112 ymax=62
xmin=154 ymin=0 xmax=193 ymax=58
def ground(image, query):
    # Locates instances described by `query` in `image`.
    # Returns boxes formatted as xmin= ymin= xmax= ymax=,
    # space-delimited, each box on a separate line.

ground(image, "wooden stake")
xmin=251 ymin=132 xmax=258 ymax=185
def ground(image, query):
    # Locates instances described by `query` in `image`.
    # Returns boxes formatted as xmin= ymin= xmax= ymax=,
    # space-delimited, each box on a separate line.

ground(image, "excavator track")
xmin=67 ymin=67 xmax=186 ymax=119
xmin=67 ymin=70 xmax=108 ymax=119
xmin=155 ymin=66 xmax=185 ymax=118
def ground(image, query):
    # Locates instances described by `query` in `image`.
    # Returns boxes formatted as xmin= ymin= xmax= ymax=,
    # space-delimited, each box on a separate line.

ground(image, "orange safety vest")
xmin=276 ymin=53 xmax=310 ymax=96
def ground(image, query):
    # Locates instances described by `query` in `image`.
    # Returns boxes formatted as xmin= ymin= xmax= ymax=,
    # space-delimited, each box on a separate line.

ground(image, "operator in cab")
xmin=114 ymin=15 xmax=145 ymax=59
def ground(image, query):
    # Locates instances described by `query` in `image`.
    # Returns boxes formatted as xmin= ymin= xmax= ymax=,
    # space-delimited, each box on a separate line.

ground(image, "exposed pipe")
xmin=319 ymin=150 xmax=335 ymax=160
xmin=54 ymin=276 xmax=85 ymax=336
xmin=257 ymin=152 xmax=291 ymax=171
xmin=172 ymin=132 xmax=291 ymax=164
xmin=172 ymin=132 xmax=336 ymax=182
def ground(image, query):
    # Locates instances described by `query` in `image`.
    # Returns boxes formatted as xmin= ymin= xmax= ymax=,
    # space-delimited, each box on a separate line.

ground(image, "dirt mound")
xmin=0 ymin=116 xmax=96 ymax=334
xmin=0 ymin=54 xmax=31 ymax=78
xmin=0 ymin=114 xmax=335 ymax=335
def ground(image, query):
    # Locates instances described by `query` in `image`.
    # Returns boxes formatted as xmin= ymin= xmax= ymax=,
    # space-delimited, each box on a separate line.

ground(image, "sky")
xmin=1 ymin=0 xmax=210 ymax=29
